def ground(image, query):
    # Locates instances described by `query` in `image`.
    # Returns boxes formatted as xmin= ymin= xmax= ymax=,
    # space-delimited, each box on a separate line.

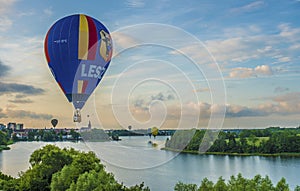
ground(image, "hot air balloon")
xmin=151 ymin=127 xmax=159 ymax=138
xmin=51 ymin=119 xmax=58 ymax=128
xmin=44 ymin=14 xmax=112 ymax=122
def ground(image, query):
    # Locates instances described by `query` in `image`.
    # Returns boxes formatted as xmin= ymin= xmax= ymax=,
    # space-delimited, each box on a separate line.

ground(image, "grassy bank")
xmin=162 ymin=147 xmax=300 ymax=157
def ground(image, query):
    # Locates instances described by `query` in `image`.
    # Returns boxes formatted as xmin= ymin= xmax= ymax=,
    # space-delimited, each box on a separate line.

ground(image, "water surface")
xmin=0 ymin=136 xmax=299 ymax=190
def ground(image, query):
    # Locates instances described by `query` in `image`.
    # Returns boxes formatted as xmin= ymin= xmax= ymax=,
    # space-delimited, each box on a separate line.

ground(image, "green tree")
xmin=275 ymin=178 xmax=289 ymax=191
xmin=68 ymin=170 xmax=123 ymax=191
xmin=0 ymin=131 xmax=8 ymax=145
xmin=174 ymin=182 xmax=198 ymax=191
xmin=198 ymin=177 xmax=214 ymax=191
xmin=260 ymin=175 xmax=274 ymax=191
xmin=294 ymin=185 xmax=300 ymax=191
xmin=213 ymin=177 xmax=227 ymax=191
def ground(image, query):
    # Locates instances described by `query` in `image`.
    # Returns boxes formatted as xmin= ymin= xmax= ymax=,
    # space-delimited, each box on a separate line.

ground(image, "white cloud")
xmin=125 ymin=0 xmax=145 ymax=8
xmin=43 ymin=7 xmax=53 ymax=16
xmin=0 ymin=16 xmax=13 ymax=31
xmin=277 ymin=56 xmax=291 ymax=63
xmin=255 ymin=65 xmax=273 ymax=75
xmin=257 ymin=46 xmax=272 ymax=53
xmin=0 ymin=35 xmax=48 ymax=84
xmin=278 ymin=23 xmax=300 ymax=40
xmin=230 ymin=1 xmax=264 ymax=14
xmin=229 ymin=67 xmax=256 ymax=78
xmin=111 ymin=31 xmax=140 ymax=56
xmin=0 ymin=0 xmax=16 ymax=31
xmin=0 ymin=0 xmax=16 ymax=14
xmin=229 ymin=65 xmax=273 ymax=79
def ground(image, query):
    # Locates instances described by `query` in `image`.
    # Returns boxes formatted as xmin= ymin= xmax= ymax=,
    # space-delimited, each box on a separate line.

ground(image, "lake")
xmin=1 ymin=136 xmax=300 ymax=190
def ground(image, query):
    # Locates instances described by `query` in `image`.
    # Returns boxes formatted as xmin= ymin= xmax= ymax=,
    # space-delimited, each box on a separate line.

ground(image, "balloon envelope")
xmin=151 ymin=127 xmax=159 ymax=137
xmin=51 ymin=119 xmax=58 ymax=127
xmin=44 ymin=14 xmax=112 ymax=109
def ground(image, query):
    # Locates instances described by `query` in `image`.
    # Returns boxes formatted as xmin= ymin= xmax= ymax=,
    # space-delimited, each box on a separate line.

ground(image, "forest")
xmin=165 ymin=127 xmax=300 ymax=155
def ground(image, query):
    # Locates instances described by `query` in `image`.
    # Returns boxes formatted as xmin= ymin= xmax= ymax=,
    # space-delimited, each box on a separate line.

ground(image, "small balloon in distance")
xmin=51 ymin=119 xmax=58 ymax=128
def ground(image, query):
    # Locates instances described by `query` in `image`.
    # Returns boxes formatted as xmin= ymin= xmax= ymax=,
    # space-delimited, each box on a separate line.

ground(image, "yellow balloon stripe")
xmin=78 ymin=14 xmax=89 ymax=60
xmin=77 ymin=80 xmax=83 ymax=93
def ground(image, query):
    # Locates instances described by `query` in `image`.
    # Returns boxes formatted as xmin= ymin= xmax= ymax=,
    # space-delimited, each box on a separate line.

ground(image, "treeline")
xmin=174 ymin=173 xmax=300 ymax=191
xmin=0 ymin=129 xmax=12 ymax=151
xmin=165 ymin=127 xmax=300 ymax=154
xmin=0 ymin=145 xmax=149 ymax=191
xmin=14 ymin=129 xmax=81 ymax=142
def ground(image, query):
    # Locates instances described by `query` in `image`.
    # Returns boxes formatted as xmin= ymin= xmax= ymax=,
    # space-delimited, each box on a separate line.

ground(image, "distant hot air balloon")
xmin=44 ymin=14 xmax=112 ymax=123
xmin=151 ymin=127 xmax=159 ymax=138
xmin=51 ymin=119 xmax=58 ymax=128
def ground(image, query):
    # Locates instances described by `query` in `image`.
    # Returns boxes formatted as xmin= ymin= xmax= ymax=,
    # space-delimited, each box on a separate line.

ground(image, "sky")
xmin=0 ymin=0 xmax=300 ymax=129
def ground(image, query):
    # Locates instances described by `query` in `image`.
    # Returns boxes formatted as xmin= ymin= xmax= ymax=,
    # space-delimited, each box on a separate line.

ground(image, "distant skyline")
xmin=0 ymin=0 xmax=300 ymax=129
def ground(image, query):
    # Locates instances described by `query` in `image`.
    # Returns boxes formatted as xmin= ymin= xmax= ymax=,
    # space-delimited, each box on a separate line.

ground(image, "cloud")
xmin=8 ymin=94 xmax=33 ymax=104
xmin=0 ymin=60 xmax=10 ymax=77
xmin=274 ymin=86 xmax=289 ymax=93
xmin=229 ymin=67 xmax=256 ymax=78
xmin=0 ymin=0 xmax=16 ymax=14
xmin=0 ymin=0 xmax=16 ymax=31
xmin=179 ymin=92 xmax=300 ymax=119
xmin=133 ymin=98 xmax=147 ymax=111
xmin=125 ymin=0 xmax=145 ymax=8
xmin=151 ymin=92 xmax=175 ymax=101
xmin=0 ymin=82 xmax=45 ymax=96
xmin=225 ymin=105 xmax=268 ymax=118
xmin=230 ymin=1 xmax=264 ymax=14
xmin=257 ymin=92 xmax=300 ymax=114
xmin=132 ymin=92 xmax=176 ymax=111
xmin=128 ymin=91 xmax=300 ymax=125
xmin=277 ymin=56 xmax=291 ymax=63
xmin=278 ymin=23 xmax=300 ymax=41
xmin=193 ymin=88 xmax=210 ymax=93
xmin=43 ymin=7 xmax=53 ymax=16
xmin=184 ymin=102 xmax=268 ymax=119
xmin=6 ymin=109 xmax=53 ymax=120
xmin=9 ymin=98 xmax=33 ymax=104
xmin=0 ymin=108 xmax=8 ymax=119
xmin=229 ymin=65 xmax=273 ymax=79
xmin=254 ymin=65 xmax=273 ymax=75
xmin=111 ymin=31 xmax=140 ymax=55
xmin=0 ymin=16 xmax=13 ymax=32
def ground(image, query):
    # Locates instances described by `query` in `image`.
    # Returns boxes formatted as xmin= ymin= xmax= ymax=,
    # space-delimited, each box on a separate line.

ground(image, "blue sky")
xmin=0 ymin=0 xmax=300 ymax=129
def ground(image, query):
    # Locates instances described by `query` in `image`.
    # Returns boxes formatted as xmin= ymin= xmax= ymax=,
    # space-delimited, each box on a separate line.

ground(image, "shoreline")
xmin=162 ymin=147 xmax=300 ymax=157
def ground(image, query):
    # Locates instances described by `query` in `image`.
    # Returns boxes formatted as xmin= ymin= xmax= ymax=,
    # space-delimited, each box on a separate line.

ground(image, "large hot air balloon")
xmin=51 ymin=119 xmax=58 ymax=128
xmin=44 ymin=14 xmax=112 ymax=122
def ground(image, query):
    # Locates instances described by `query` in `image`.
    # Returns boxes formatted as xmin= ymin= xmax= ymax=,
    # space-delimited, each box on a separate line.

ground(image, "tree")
xmin=294 ymin=185 xmax=300 ymax=191
xmin=174 ymin=182 xmax=198 ymax=191
xmin=214 ymin=177 xmax=227 ymax=191
xmin=275 ymin=178 xmax=289 ymax=191
xmin=198 ymin=178 xmax=214 ymax=191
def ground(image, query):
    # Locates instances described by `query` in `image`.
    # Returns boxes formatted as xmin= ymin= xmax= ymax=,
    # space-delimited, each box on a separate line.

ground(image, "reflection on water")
xmin=1 ymin=136 xmax=300 ymax=191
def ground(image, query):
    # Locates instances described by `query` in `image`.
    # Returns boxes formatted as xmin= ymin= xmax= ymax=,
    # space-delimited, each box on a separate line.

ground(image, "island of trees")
xmin=165 ymin=127 xmax=300 ymax=156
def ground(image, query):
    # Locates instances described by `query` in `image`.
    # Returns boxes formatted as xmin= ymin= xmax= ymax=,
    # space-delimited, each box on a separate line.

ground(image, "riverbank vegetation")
xmin=0 ymin=145 xmax=149 ymax=191
xmin=0 ymin=130 xmax=12 ymax=151
xmin=165 ymin=127 xmax=300 ymax=156
xmin=174 ymin=174 xmax=300 ymax=191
